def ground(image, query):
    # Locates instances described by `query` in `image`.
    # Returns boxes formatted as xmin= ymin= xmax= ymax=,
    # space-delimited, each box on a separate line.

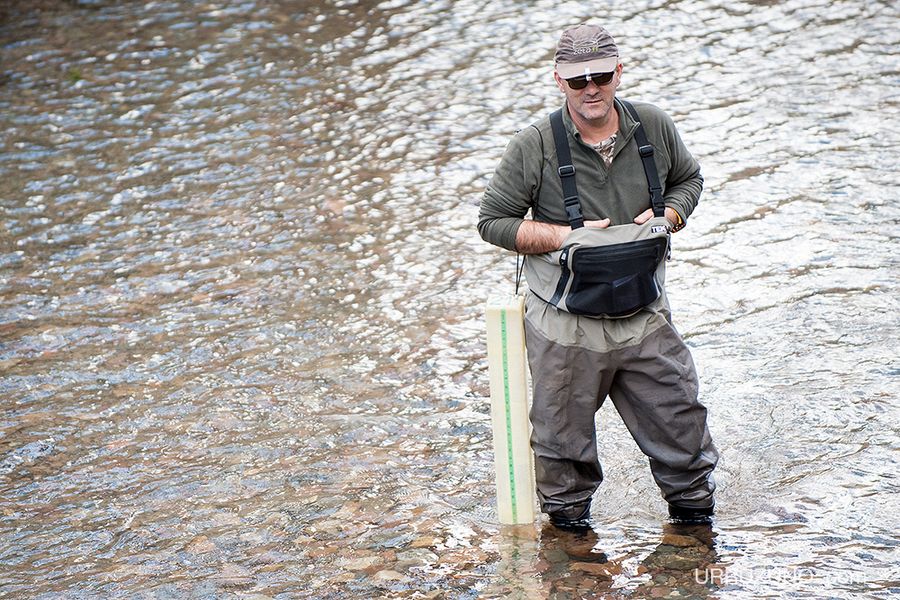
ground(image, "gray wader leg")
xmin=525 ymin=299 xmax=717 ymax=517
xmin=525 ymin=319 xmax=611 ymax=519
xmin=608 ymin=324 xmax=718 ymax=509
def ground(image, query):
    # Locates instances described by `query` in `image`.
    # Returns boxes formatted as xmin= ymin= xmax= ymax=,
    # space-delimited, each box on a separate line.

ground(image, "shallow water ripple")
xmin=1 ymin=0 xmax=898 ymax=598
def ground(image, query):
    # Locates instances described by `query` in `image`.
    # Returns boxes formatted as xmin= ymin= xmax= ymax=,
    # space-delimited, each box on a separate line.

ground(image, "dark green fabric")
xmin=478 ymin=99 xmax=702 ymax=252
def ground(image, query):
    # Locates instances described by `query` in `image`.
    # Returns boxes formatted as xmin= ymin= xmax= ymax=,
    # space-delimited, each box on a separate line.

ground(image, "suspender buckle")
xmin=564 ymin=195 xmax=584 ymax=226
xmin=565 ymin=204 xmax=584 ymax=225
xmin=558 ymin=164 xmax=575 ymax=177
xmin=638 ymin=144 xmax=654 ymax=158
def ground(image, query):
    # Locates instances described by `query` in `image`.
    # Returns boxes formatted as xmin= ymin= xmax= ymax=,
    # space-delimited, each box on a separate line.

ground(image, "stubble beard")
xmin=574 ymin=96 xmax=612 ymax=126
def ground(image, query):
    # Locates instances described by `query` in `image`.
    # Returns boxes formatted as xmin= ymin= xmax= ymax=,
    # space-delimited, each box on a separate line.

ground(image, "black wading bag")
xmin=525 ymin=100 xmax=671 ymax=318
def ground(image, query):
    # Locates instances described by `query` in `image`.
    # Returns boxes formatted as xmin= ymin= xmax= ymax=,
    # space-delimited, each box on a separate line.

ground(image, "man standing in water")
xmin=478 ymin=24 xmax=718 ymax=529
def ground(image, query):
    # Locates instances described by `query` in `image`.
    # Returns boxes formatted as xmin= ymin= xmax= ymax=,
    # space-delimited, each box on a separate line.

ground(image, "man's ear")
xmin=553 ymin=70 xmax=567 ymax=93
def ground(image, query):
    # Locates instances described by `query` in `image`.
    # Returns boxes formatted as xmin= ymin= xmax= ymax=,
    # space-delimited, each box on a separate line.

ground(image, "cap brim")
xmin=556 ymin=57 xmax=619 ymax=79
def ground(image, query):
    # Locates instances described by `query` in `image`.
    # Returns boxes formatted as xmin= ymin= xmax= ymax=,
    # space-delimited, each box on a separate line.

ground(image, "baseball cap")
xmin=554 ymin=24 xmax=619 ymax=79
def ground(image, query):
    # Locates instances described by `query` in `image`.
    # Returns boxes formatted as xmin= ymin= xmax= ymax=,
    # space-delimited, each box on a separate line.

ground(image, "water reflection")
xmin=1 ymin=0 xmax=898 ymax=598
xmin=488 ymin=523 xmax=720 ymax=599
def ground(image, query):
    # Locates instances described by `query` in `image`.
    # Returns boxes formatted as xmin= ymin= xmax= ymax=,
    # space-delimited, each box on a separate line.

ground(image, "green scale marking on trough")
xmin=500 ymin=308 xmax=518 ymax=522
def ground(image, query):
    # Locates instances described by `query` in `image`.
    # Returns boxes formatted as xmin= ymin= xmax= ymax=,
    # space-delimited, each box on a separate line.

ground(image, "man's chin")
xmin=582 ymin=104 xmax=609 ymax=120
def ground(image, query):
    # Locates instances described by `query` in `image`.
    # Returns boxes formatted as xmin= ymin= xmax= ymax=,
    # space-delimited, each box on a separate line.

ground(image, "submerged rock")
xmin=570 ymin=561 xmax=620 ymax=578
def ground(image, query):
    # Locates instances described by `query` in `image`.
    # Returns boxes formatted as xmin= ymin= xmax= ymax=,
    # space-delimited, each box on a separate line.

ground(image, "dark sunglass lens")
xmin=594 ymin=72 xmax=613 ymax=84
xmin=566 ymin=72 xmax=614 ymax=90
xmin=567 ymin=77 xmax=589 ymax=90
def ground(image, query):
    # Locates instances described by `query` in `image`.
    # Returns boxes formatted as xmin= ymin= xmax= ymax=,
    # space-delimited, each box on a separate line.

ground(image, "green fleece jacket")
xmin=478 ymin=98 xmax=702 ymax=252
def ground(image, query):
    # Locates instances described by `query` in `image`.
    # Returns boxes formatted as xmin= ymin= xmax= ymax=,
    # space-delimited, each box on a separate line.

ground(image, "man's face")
xmin=554 ymin=64 xmax=622 ymax=125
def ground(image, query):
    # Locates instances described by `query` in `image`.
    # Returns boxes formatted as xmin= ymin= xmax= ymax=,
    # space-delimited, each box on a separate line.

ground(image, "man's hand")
xmin=633 ymin=207 xmax=681 ymax=229
xmin=514 ymin=218 xmax=610 ymax=254
xmin=584 ymin=219 xmax=612 ymax=229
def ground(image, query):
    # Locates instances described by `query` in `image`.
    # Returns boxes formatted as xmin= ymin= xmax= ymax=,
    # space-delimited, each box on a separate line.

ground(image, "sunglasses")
xmin=565 ymin=71 xmax=615 ymax=90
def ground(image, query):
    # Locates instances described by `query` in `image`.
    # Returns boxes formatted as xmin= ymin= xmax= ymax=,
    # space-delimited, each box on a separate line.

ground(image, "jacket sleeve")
xmin=477 ymin=127 xmax=545 ymax=251
xmin=660 ymin=113 xmax=703 ymax=224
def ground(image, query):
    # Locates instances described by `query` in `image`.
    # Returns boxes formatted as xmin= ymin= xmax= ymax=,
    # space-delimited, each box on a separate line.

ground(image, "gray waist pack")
xmin=526 ymin=218 xmax=670 ymax=318
xmin=525 ymin=101 xmax=672 ymax=318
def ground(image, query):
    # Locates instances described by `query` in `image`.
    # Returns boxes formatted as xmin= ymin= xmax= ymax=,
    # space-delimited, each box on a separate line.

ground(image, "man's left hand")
xmin=633 ymin=207 xmax=681 ymax=230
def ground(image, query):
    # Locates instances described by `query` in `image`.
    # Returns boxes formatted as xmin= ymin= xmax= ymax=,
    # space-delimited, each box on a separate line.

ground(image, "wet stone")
xmin=570 ymin=561 xmax=620 ymax=579
xmin=650 ymin=553 xmax=704 ymax=571
xmin=315 ymin=518 xmax=347 ymax=532
xmin=543 ymin=548 xmax=570 ymax=564
xmin=332 ymin=572 xmax=356 ymax=583
xmin=215 ymin=563 xmax=253 ymax=587
xmin=185 ymin=535 xmax=216 ymax=554
xmin=341 ymin=555 xmax=383 ymax=571
xmin=395 ymin=548 xmax=439 ymax=567
xmin=0 ymin=358 xmax=23 ymax=370
xmin=304 ymin=544 xmax=342 ymax=559
xmin=660 ymin=533 xmax=703 ymax=548
xmin=372 ymin=531 xmax=416 ymax=550
xmin=330 ymin=500 xmax=363 ymax=519
xmin=373 ymin=569 xmax=405 ymax=582
xmin=411 ymin=535 xmax=441 ymax=548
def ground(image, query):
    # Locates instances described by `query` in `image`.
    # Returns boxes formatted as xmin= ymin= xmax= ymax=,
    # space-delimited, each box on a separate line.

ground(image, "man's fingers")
xmin=584 ymin=218 xmax=611 ymax=229
xmin=633 ymin=208 xmax=653 ymax=224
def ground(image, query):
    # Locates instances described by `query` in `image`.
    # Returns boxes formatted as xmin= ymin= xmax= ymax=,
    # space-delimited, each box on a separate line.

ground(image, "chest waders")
xmin=525 ymin=100 xmax=671 ymax=318
xmin=521 ymin=101 xmax=719 ymax=525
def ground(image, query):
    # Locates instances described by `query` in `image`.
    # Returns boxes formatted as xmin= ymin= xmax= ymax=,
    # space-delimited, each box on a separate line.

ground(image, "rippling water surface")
xmin=1 ymin=0 xmax=898 ymax=598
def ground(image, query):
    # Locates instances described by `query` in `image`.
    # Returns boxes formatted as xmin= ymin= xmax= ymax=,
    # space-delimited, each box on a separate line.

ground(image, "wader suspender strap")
xmin=620 ymin=100 xmax=666 ymax=218
xmin=549 ymin=109 xmax=585 ymax=229
xmin=550 ymin=101 xmax=667 ymax=224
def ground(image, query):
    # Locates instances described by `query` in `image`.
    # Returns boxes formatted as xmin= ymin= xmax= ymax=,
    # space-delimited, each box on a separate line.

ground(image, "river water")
xmin=1 ymin=0 xmax=898 ymax=598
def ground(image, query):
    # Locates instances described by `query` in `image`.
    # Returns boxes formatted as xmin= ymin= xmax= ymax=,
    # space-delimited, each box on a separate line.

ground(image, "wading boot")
xmin=549 ymin=504 xmax=593 ymax=531
xmin=668 ymin=503 xmax=714 ymax=525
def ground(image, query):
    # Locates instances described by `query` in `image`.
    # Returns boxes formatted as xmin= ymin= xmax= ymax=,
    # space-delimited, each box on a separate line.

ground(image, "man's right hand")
xmin=514 ymin=218 xmax=610 ymax=254
xmin=584 ymin=218 xmax=612 ymax=229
